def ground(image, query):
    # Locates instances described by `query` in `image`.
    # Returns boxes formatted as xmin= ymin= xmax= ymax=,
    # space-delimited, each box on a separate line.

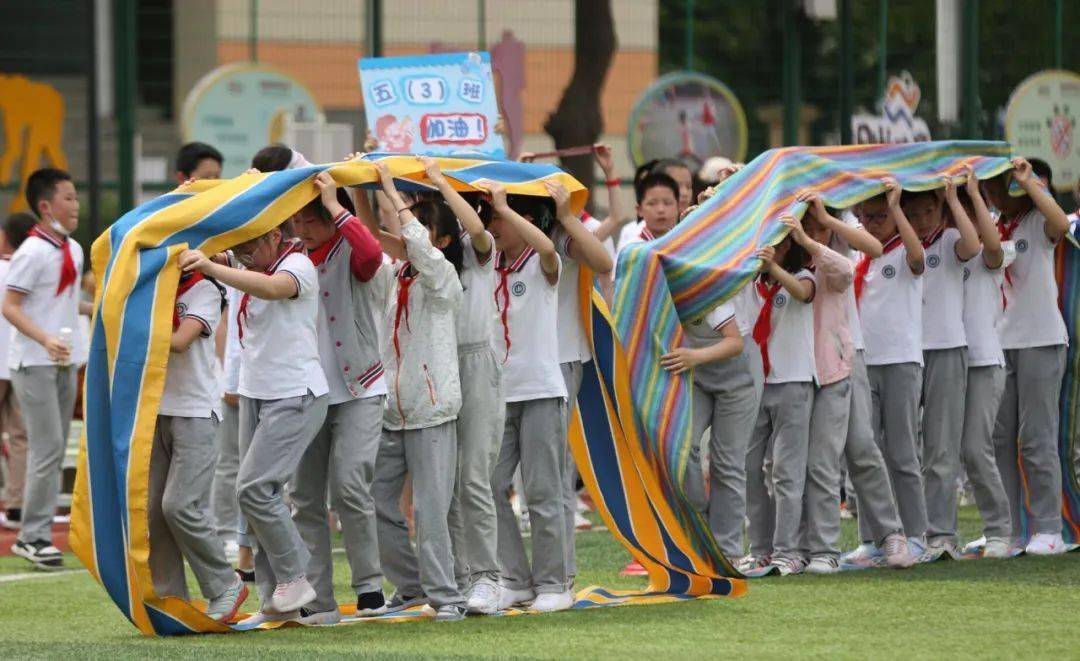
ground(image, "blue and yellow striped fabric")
xmin=69 ymin=155 xmax=586 ymax=635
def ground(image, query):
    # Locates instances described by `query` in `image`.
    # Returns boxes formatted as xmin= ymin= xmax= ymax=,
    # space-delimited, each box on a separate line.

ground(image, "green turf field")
xmin=1 ymin=508 xmax=1077 ymax=659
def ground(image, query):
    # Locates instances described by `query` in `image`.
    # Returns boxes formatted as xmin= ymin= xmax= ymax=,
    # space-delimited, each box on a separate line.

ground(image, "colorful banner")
xmin=359 ymin=52 xmax=504 ymax=159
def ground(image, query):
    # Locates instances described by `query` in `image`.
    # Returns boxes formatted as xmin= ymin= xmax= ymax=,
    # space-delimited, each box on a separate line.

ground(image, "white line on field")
xmin=0 ymin=569 xmax=87 ymax=583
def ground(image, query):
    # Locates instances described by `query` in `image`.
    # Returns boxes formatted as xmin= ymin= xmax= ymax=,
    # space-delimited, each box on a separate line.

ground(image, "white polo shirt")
xmin=0 ymin=258 xmax=12 ymax=380
xmin=554 ymin=216 xmax=604 ymax=365
xmin=160 ymin=278 xmax=222 ymax=418
xmin=6 ymin=232 xmax=87 ymax=369
xmin=921 ymin=227 xmax=968 ymax=350
xmin=221 ymin=285 xmax=242 ymax=396
xmin=997 ymin=209 xmax=1068 ymax=349
xmin=493 ymin=248 xmax=567 ymax=403
xmin=457 ymin=231 xmax=498 ymax=348
xmin=750 ymin=270 xmax=817 ymax=384
xmin=237 ymin=249 xmax=329 ymax=400
xmin=730 ymin=282 xmax=757 ymax=337
xmin=963 ymin=245 xmax=1016 ymax=368
xmin=683 ymin=301 xmax=737 ymax=344
xmin=859 ymin=238 xmax=924 ymax=366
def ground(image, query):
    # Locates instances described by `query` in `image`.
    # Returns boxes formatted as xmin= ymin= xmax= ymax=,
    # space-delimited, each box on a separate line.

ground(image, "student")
xmin=174 ymin=142 xmax=223 ymax=183
xmin=955 ymin=166 xmax=1013 ymax=559
xmin=617 ymin=161 xmax=692 ymax=248
xmin=286 ymin=172 xmax=385 ymax=625
xmin=850 ymin=177 xmax=929 ymax=559
xmin=741 ymin=226 xmax=817 ymax=576
xmin=179 ymin=221 xmax=329 ymax=624
xmin=548 ymin=179 xmax=613 ymax=590
xmin=487 ymin=183 xmax=573 ymax=613
xmin=903 ymin=178 xmax=980 ymax=557
xmin=984 ymin=157 xmax=1072 ymax=555
xmin=146 ymin=263 xmax=247 ymax=621
xmin=791 ymin=197 xmax=911 ymax=571
xmin=4 ymin=169 xmax=88 ymax=570
xmin=210 ymin=284 xmax=244 ymax=564
xmin=0 ymin=212 xmax=34 ymax=531
xmin=367 ymin=163 xmax=468 ymax=622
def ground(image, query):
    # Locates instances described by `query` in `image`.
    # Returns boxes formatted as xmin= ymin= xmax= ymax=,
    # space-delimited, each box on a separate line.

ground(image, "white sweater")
xmin=374 ymin=218 xmax=463 ymax=430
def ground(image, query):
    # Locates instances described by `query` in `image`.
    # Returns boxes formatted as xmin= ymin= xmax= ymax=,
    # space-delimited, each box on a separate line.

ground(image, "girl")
xmin=179 ymin=220 xmax=329 ymax=626
xmin=741 ymin=225 xmax=817 ymax=576
xmin=955 ymin=165 xmax=1013 ymax=559
xmin=486 ymin=183 xmax=572 ymax=613
xmin=367 ymin=162 xmax=468 ymax=622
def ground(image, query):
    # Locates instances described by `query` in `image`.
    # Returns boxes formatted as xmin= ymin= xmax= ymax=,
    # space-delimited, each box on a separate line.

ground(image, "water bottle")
xmin=58 ymin=327 xmax=73 ymax=368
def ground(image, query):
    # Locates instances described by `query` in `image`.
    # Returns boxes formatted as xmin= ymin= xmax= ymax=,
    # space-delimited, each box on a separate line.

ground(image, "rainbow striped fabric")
xmin=68 ymin=155 xmax=586 ymax=635
xmin=605 ymin=141 xmax=1019 ymax=570
xmin=1052 ymin=232 xmax=1080 ymax=545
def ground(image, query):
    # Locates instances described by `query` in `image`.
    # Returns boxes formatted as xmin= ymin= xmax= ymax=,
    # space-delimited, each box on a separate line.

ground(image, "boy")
xmin=146 ymin=266 xmax=247 ymax=621
xmin=175 ymin=142 xmax=223 ymax=183
xmin=287 ymin=172 xmax=385 ymax=625
xmin=614 ymin=172 xmax=680 ymax=263
xmin=984 ymin=157 xmax=1072 ymax=555
xmin=3 ymin=169 xmax=87 ymax=569
xmin=903 ymin=180 xmax=980 ymax=557
xmin=853 ymin=177 xmax=929 ymax=558
xmin=0 ymin=212 xmax=34 ymax=530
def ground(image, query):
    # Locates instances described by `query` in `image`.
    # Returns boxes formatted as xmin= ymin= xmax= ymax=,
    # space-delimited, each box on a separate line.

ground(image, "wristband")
xmin=605 ymin=177 xmax=621 ymax=188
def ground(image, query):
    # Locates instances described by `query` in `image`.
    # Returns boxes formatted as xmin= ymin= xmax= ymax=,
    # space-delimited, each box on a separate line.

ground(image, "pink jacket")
xmin=812 ymin=245 xmax=855 ymax=386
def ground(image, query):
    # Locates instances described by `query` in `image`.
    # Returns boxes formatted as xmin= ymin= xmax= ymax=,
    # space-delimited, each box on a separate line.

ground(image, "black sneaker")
xmin=236 ymin=567 xmax=255 ymax=583
xmin=384 ymin=591 xmax=426 ymax=613
xmin=356 ymin=590 xmax=387 ymax=616
xmin=11 ymin=539 xmax=63 ymax=570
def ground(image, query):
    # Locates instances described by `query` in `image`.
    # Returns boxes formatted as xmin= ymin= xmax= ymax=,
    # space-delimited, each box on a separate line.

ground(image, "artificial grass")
xmin=0 ymin=508 xmax=1076 ymax=659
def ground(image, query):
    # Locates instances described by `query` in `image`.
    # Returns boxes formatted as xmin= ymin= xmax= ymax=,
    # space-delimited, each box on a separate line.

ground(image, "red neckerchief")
xmin=173 ymin=271 xmax=204 ymax=330
xmin=854 ymin=234 xmax=903 ymax=305
xmin=920 ymin=225 xmax=945 ymax=249
xmin=29 ymin=227 xmax=77 ymax=296
xmin=997 ymin=209 xmax=1030 ymax=310
xmin=391 ymin=261 xmax=415 ymax=423
xmin=493 ymin=247 xmax=536 ymax=364
xmin=752 ymin=275 xmax=782 ymax=378
xmin=236 ymin=239 xmax=305 ymax=347
xmin=308 ymin=232 xmax=342 ymax=266
xmin=640 ymin=227 xmax=656 ymax=241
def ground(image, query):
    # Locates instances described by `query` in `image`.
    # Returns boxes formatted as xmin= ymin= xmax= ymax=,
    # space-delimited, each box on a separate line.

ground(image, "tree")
xmin=544 ymin=0 xmax=617 ymax=210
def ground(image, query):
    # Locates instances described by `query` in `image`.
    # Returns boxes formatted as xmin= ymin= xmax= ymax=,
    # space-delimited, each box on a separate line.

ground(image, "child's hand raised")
xmin=593 ymin=143 xmax=616 ymax=177
xmin=961 ymin=164 xmax=980 ymax=197
xmin=313 ymin=171 xmax=342 ymax=211
xmin=479 ymin=181 xmax=509 ymax=210
xmin=881 ymin=176 xmax=902 ymax=208
xmin=796 ymin=189 xmax=828 ymax=219
xmin=544 ymin=181 xmax=572 ymax=218
xmin=1011 ymin=157 xmax=1034 ymax=184
xmin=755 ymin=245 xmax=776 ymax=269
xmin=660 ymin=346 xmax=704 ymax=375
xmin=779 ymin=213 xmax=809 ymax=245
xmin=418 ymin=156 xmax=444 ymax=184
xmin=374 ymin=161 xmax=396 ymax=193
xmin=939 ymin=174 xmax=959 ymax=202
xmin=179 ymin=249 xmax=212 ymax=274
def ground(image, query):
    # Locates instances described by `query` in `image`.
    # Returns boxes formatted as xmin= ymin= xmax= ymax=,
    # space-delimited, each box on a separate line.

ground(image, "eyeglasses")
xmin=233 ymin=236 xmax=267 ymax=266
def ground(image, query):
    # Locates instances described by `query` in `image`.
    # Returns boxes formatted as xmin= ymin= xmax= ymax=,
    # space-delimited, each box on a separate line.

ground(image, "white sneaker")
xmin=882 ymin=533 xmax=915 ymax=569
xmin=530 ymin=590 xmax=574 ymax=612
xmin=804 ymin=556 xmax=840 ymax=574
xmin=271 ymin=575 xmax=317 ymax=613
xmin=498 ymin=585 xmax=535 ymax=610
xmin=205 ymin=578 xmax=248 ymax=622
xmin=766 ymin=556 xmax=805 ymax=576
xmin=573 ymin=510 xmax=593 ymax=531
xmin=1025 ymin=533 xmax=1066 ymax=556
xmin=982 ymin=537 xmax=1010 ymax=559
xmin=576 ymin=494 xmax=592 ymax=513
xmin=908 ymin=536 xmax=929 ymax=562
xmin=297 ymin=607 xmax=342 ymax=626
xmin=237 ymin=609 xmax=299 ymax=627
xmin=465 ymin=578 xmax=501 ymax=615
xmin=734 ymin=554 xmax=768 ymax=573
xmin=839 ymin=543 xmax=881 ymax=568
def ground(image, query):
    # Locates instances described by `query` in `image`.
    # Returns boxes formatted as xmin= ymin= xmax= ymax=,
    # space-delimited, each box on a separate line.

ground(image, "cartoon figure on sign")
xmin=0 ymin=74 xmax=69 ymax=212
xmin=375 ymin=114 xmax=415 ymax=153
xmin=1047 ymin=104 xmax=1075 ymax=160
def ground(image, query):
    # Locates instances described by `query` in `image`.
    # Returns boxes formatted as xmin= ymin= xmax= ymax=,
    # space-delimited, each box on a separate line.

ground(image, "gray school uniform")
xmin=148 ymin=414 xmax=234 ymax=600
xmin=492 ymin=397 xmax=570 ymax=594
xmin=921 ymin=347 xmax=968 ymax=545
xmin=291 ymin=227 xmax=389 ymax=609
xmin=961 ymin=365 xmax=1012 ymax=539
xmin=559 ymin=360 xmax=584 ymax=584
xmin=993 ymin=346 xmax=1066 ymax=538
xmin=683 ymin=331 xmax=760 ymax=559
xmin=867 ymin=362 xmax=929 ymax=539
xmin=449 ymin=342 xmax=505 ymax=587
xmin=11 ymin=365 xmax=76 ymax=544
xmin=372 ymin=422 xmax=464 ymax=607
xmin=237 ymin=392 xmax=329 ymax=607
xmin=801 ymin=378 xmax=851 ymax=558
xmin=846 ymin=350 xmax=905 ymax=546
xmin=210 ymin=399 xmax=240 ymax=543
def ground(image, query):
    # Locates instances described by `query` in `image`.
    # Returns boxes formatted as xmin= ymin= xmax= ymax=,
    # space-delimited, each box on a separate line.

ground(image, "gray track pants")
xmin=210 ymin=398 xmax=240 ymax=543
xmin=922 ymin=347 xmax=968 ymax=545
xmin=291 ymin=395 xmax=385 ymax=611
xmin=961 ymin=365 xmax=1012 ymax=540
xmin=801 ymin=378 xmax=851 ymax=559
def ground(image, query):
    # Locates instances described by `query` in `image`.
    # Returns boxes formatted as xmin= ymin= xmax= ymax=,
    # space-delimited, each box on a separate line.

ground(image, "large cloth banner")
xmin=1053 ymin=235 xmax=1080 ymax=544
xmin=69 ymin=155 xmax=585 ymax=635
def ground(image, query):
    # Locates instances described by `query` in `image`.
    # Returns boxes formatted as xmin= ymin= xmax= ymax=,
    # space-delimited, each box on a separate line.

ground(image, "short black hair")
xmin=507 ymin=194 xmax=556 ymax=234
xmin=25 ymin=168 xmax=73 ymax=218
xmin=1029 ymin=158 xmax=1053 ymax=189
xmin=175 ymin=141 xmax=223 ymax=177
xmin=3 ymin=212 xmax=38 ymax=250
xmin=412 ymin=200 xmax=464 ymax=273
xmin=635 ymin=172 xmax=679 ymax=204
xmin=251 ymin=144 xmax=293 ymax=172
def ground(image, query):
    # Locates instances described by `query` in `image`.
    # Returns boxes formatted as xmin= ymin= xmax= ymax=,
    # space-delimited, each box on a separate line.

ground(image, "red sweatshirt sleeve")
xmin=333 ymin=210 xmax=383 ymax=282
